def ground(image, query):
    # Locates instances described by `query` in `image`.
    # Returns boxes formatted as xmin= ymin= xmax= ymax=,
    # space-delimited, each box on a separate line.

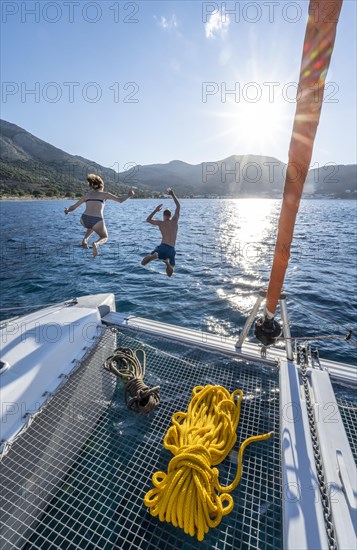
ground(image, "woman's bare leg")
xmin=92 ymin=221 xmax=108 ymax=258
xmin=82 ymin=228 xmax=93 ymax=248
xmin=80 ymin=218 xmax=94 ymax=248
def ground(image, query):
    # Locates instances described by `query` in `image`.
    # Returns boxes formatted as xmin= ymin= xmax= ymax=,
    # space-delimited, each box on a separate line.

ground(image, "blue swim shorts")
xmin=152 ymin=243 xmax=176 ymax=266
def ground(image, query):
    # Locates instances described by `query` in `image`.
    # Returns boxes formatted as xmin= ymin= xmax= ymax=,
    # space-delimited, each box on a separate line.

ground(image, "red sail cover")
xmin=265 ymin=0 xmax=343 ymax=317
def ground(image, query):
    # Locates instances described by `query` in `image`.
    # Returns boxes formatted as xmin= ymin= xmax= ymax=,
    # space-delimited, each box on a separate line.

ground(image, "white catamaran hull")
xmin=0 ymin=295 xmax=117 ymax=549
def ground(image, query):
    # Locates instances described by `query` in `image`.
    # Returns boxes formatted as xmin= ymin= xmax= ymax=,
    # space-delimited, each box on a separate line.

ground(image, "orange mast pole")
xmin=265 ymin=0 xmax=343 ymax=319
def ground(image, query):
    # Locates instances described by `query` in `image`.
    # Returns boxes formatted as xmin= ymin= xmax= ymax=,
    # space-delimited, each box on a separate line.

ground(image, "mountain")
xmin=1 ymin=119 xmax=356 ymax=198
xmin=307 ymin=164 xmax=357 ymax=198
xmin=119 ymin=155 xmax=287 ymax=197
xmin=119 ymin=157 xmax=356 ymax=198
xmin=0 ymin=119 xmax=145 ymax=198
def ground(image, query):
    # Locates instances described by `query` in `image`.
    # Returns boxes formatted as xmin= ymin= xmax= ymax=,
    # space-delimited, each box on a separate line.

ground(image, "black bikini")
xmin=81 ymin=198 xmax=105 ymax=228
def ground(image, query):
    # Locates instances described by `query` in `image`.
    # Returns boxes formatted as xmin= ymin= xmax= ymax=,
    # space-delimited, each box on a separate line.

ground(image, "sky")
xmin=1 ymin=0 xmax=356 ymax=171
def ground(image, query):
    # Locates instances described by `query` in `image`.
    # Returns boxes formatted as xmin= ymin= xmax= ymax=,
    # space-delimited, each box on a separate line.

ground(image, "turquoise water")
xmin=1 ymin=198 xmax=356 ymax=364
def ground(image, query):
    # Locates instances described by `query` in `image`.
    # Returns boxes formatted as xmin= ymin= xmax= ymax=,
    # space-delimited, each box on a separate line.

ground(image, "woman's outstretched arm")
xmin=105 ymin=189 xmax=135 ymax=203
xmin=64 ymin=196 xmax=86 ymax=215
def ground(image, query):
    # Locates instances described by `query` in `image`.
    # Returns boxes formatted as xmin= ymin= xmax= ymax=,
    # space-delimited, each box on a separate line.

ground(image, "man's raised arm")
xmin=167 ymin=188 xmax=180 ymax=218
xmin=146 ymin=204 xmax=163 ymax=225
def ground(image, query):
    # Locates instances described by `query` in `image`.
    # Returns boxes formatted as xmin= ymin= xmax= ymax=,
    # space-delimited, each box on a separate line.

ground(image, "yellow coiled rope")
xmin=144 ymin=385 xmax=273 ymax=541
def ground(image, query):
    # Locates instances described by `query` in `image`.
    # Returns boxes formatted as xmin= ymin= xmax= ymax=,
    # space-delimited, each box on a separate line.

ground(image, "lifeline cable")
xmin=144 ymin=384 xmax=273 ymax=541
xmin=103 ymin=347 xmax=160 ymax=413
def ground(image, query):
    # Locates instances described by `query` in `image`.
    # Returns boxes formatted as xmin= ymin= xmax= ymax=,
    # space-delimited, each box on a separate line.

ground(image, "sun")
xmin=235 ymin=99 xmax=291 ymax=151
xmin=207 ymin=94 xmax=293 ymax=156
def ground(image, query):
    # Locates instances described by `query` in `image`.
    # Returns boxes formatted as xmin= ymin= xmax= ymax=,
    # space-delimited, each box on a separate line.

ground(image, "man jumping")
xmin=141 ymin=188 xmax=180 ymax=277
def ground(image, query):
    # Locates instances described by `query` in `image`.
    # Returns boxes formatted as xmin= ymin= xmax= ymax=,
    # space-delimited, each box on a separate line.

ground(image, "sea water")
xmin=1 ymin=198 xmax=356 ymax=365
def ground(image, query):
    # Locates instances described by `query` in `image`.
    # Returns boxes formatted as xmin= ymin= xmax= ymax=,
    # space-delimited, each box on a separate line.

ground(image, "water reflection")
xmin=211 ymin=199 xmax=280 ymax=319
xmin=217 ymin=199 xmax=279 ymax=269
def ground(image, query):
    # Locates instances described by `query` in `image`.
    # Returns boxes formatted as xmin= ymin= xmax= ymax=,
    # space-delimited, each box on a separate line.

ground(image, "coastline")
xmin=1 ymin=195 xmax=356 ymax=202
xmin=0 ymin=196 xmax=68 ymax=201
xmin=0 ymin=196 xmax=144 ymax=201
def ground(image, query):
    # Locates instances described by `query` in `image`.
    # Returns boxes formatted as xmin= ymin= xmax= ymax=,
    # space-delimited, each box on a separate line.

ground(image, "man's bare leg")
xmin=141 ymin=252 xmax=158 ymax=266
xmin=163 ymin=259 xmax=174 ymax=277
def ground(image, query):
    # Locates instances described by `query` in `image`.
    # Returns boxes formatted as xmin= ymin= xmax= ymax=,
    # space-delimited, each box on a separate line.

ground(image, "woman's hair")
xmin=87 ymin=174 xmax=104 ymax=190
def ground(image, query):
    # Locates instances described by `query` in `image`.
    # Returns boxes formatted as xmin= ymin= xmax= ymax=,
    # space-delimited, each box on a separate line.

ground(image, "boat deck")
xmin=1 ymin=328 xmax=282 ymax=550
xmin=103 ymin=312 xmax=357 ymax=386
xmin=1 ymin=296 xmax=356 ymax=550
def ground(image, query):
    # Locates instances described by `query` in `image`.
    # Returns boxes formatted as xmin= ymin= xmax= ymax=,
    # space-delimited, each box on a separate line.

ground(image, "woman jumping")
xmin=64 ymin=174 xmax=134 ymax=258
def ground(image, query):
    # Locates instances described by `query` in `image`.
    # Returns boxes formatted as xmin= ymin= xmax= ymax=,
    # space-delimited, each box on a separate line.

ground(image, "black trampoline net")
xmin=1 ymin=327 xmax=282 ymax=550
